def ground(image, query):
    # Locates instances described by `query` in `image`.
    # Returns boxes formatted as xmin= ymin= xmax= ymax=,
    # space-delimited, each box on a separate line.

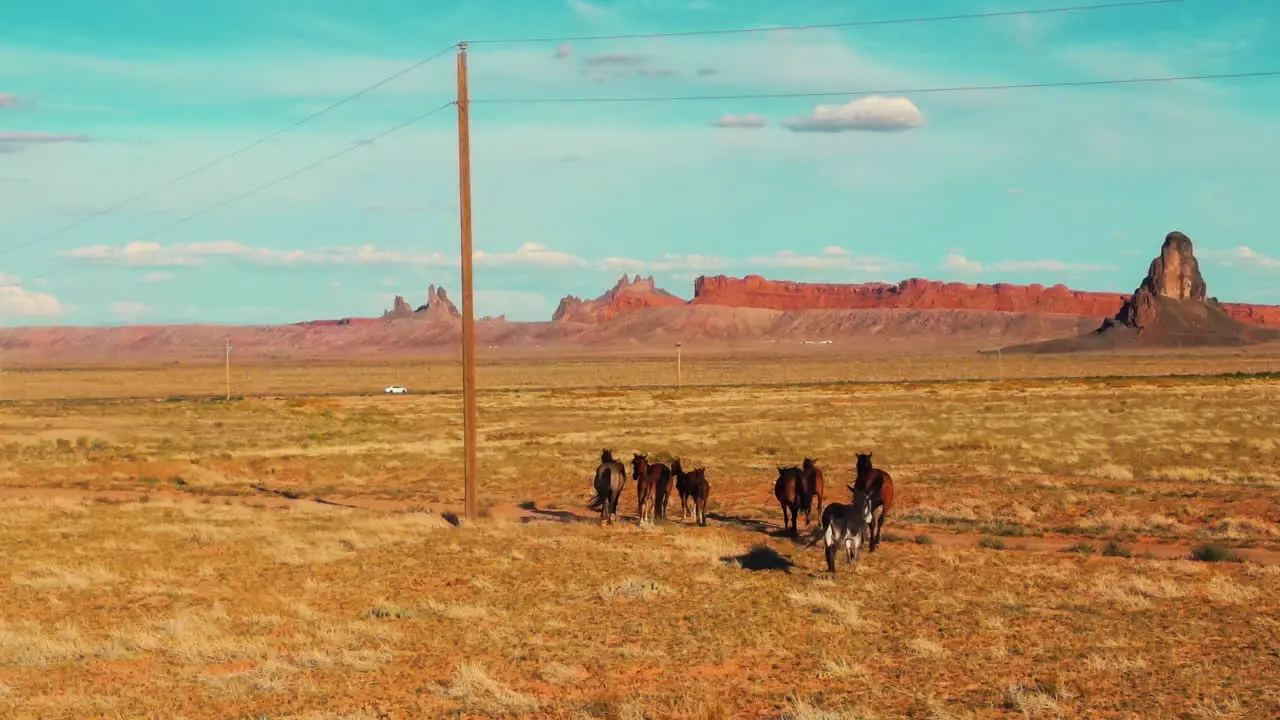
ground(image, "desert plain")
xmin=1 ymin=347 xmax=1278 ymax=720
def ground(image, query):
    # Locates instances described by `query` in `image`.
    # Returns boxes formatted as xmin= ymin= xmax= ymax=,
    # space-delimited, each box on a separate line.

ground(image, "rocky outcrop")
xmin=1116 ymin=231 xmax=1207 ymax=328
xmin=1006 ymin=230 xmax=1280 ymax=353
xmin=380 ymin=285 xmax=460 ymax=322
xmin=693 ymin=275 xmax=1128 ymax=318
xmin=381 ymin=295 xmax=414 ymax=320
xmin=553 ymin=274 xmax=685 ymax=323
xmin=416 ymin=285 xmax=461 ymax=320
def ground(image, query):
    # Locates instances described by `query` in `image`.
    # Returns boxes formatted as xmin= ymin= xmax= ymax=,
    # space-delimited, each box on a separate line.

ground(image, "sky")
xmin=1 ymin=0 xmax=1279 ymax=326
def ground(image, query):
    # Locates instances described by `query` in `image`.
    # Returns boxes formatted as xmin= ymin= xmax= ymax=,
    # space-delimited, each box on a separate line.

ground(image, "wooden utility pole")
xmin=457 ymin=42 xmax=479 ymax=522
xmin=675 ymin=342 xmax=682 ymax=389
xmin=224 ymin=335 xmax=231 ymax=400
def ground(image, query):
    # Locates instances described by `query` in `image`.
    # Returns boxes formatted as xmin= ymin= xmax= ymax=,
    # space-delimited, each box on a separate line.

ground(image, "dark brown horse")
xmin=800 ymin=457 xmax=826 ymax=526
xmin=774 ymin=466 xmax=805 ymax=537
xmin=593 ymin=449 xmax=627 ymax=526
xmin=851 ymin=451 xmax=895 ymax=552
xmin=673 ymin=459 xmax=710 ymax=526
xmin=632 ymin=454 xmax=668 ymax=526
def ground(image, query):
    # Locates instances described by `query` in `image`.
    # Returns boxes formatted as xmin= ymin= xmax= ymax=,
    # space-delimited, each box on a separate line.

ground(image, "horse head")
xmin=632 ymin=454 xmax=649 ymax=476
xmin=601 ymin=448 xmax=614 ymax=464
xmin=802 ymin=457 xmax=817 ymax=470
xmin=855 ymin=452 xmax=873 ymax=475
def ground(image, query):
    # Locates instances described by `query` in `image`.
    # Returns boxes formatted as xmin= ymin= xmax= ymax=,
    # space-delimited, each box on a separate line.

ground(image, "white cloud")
xmin=553 ymin=43 xmax=573 ymax=59
xmin=782 ymin=96 xmax=925 ymax=133
xmin=944 ymin=253 xmax=1114 ymax=274
xmin=598 ymin=253 xmax=730 ymax=273
xmin=110 ymin=301 xmax=151 ymax=321
xmin=0 ymin=275 xmax=62 ymax=318
xmin=141 ymin=271 xmax=176 ymax=283
xmin=0 ymin=131 xmax=92 ymax=143
xmin=1205 ymin=246 xmax=1280 ymax=271
xmin=568 ymin=0 xmax=606 ymax=17
xmin=583 ymin=53 xmax=648 ymax=67
xmin=989 ymin=259 xmax=1115 ymax=273
xmin=943 ymin=252 xmax=983 ymax=274
xmin=0 ymin=93 xmax=18 ymax=108
xmin=747 ymin=246 xmax=904 ymax=273
xmin=61 ymin=241 xmax=453 ymax=267
xmin=712 ymin=114 xmax=767 ymax=129
xmin=473 ymin=242 xmax=587 ymax=269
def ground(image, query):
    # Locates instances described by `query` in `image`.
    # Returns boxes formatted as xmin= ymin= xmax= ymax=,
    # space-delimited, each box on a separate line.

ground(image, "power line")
xmin=5 ymin=43 xmax=457 ymax=257
xmin=470 ymin=70 xmax=1280 ymax=104
xmin=121 ymin=101 xmax=455 ymax=245
xmin=463 ymin=0 xmax=1183 ymax=44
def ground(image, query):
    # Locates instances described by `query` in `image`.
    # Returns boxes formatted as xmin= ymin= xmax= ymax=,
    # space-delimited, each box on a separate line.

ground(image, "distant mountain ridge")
xmin=3 ymin=231 xmax=1278 ymax=365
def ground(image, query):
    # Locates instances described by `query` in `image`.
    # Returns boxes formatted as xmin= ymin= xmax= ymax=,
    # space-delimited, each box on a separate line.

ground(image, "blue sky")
xmin=1 ymin=0 xmax=1278 ymax=326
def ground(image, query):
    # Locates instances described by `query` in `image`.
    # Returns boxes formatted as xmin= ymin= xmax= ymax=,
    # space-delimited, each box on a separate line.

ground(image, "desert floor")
xmin=1 ymin=354 xmax=1278 ymax=718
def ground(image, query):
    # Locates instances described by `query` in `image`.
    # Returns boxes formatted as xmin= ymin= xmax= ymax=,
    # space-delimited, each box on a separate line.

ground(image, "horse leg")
xmin=697 ymin=494 xmax=707 ymax=527
xmin=869 ymin=508 xmax=883 ymax=551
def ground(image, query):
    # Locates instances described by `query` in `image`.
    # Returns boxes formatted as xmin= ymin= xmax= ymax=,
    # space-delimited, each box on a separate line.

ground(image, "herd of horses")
xmin=592 ymin=450 xmax=710 ymax=527
xmin=590 ymin=449 xmax=896 ymax=574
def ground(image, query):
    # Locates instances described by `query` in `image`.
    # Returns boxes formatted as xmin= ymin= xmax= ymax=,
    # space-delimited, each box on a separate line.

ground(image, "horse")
xmin=593 ymin=449 xmax=627 ymax=526
xmin=799 ymin=457 xmax=826 ymax=526
xmin=774 ymin=466 xmax=805 ymax=537
xmin=686 ymin=468 xmax=710 ymax=527
xmin=850 ymin=451 xmax=895 ymax=552
xmin=673 ymin=459 xmax=710 ymax=526
xmin=650 ymin=457 xmax=675 ymax=521
xmin=804 ymin=487 xmax=873 ymax=574
xmin=632 ymin=454 xmax=668 ymax=526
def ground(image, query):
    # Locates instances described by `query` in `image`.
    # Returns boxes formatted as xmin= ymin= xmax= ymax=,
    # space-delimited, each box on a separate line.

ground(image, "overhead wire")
xmin=2 ymin=43 xmax=458 ymax=257
xmin=0 ymin=0 xmax=1207 ymax=253
xmin=463 ymin=0 xmax=1184 ymax=44
xmin=470 ymin=70 xmax=1280 ymax=104
xmin=124 ymin=101 xmax=456 ymax=245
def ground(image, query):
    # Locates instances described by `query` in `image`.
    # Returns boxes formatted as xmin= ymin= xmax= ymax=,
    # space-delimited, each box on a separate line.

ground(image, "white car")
xmin=384 ymin=385 xmax=408 ymax=394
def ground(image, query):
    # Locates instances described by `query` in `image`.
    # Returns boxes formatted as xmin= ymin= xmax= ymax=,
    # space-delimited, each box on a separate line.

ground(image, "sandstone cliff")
xmin=692 ymin=275 xmax=1128 ymax=318
xmin=553 ymin=274 xmax=685 ymax=323
xmin=1006 ymin=230 xmax=1280 ymax=353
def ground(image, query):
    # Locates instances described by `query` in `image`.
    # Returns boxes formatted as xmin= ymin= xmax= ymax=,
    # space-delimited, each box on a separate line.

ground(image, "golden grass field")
xmin=3 ymin=343 xmax=1279 ymax=400
xmin=2 ymin=353 xmax=1279 ymax=718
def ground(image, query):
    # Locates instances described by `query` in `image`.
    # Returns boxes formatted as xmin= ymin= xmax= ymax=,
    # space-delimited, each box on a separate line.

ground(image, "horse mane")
xmin=601 ymin=448 xmax=614 ymax=465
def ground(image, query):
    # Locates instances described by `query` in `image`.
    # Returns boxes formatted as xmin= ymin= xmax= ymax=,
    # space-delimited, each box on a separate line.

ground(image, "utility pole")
xmin=457 ymin=42 xmax=479 ymax=522
xmin=675 ymin=342 xmax=682 ymax=389
xmin=224 ymin=335 xmax=231 ymax=400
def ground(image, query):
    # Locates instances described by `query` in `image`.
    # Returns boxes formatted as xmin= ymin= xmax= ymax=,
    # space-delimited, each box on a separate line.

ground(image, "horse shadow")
xmin=518 ymin=500 xmax=599 ymax=525
xmin=706 ymin=512 xmax=797 ymax=539
xmin=720 ymin=545 xmax=798 ymax=573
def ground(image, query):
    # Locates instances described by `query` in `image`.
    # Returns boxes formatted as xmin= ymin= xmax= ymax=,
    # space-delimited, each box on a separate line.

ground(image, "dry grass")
xmin=0 ymin=357 xmax=1278 ymax=717
xmin=3 ymin=345 xmax=1280 ymax=400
